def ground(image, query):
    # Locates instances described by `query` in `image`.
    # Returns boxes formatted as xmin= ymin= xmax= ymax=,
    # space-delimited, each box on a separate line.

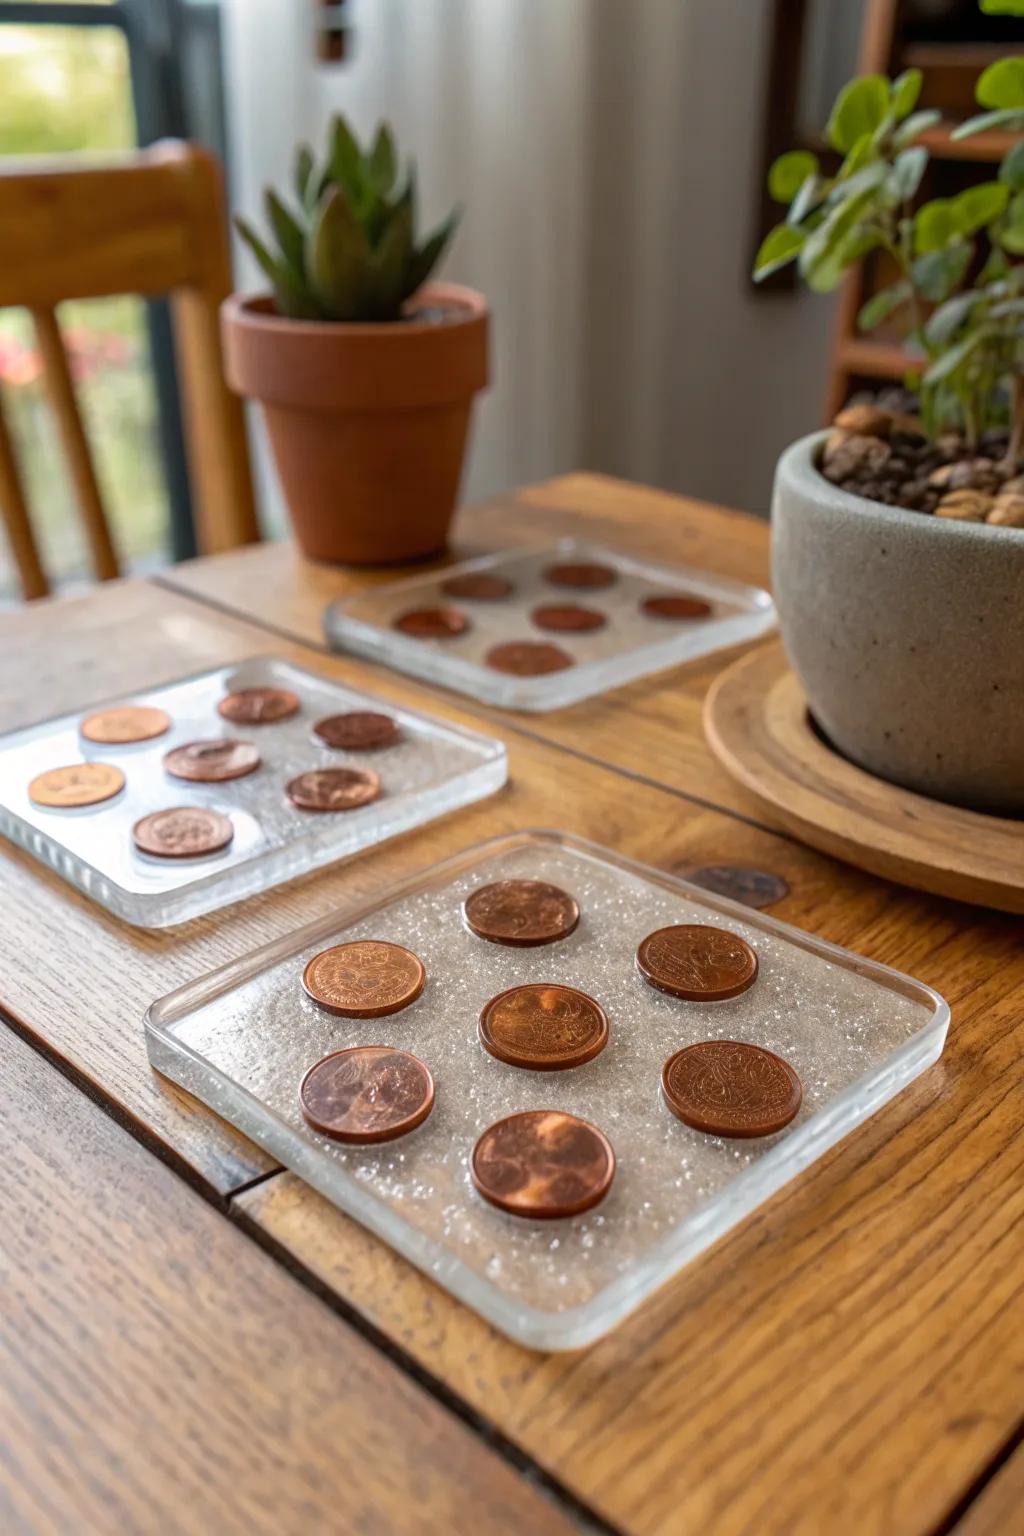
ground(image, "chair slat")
xmin=0 ymin=392 xmax=49 ymax=600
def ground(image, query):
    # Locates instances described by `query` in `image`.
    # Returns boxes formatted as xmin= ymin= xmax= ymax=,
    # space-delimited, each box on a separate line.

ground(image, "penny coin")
xmin=636 ymin=924 xmax=759 ymax=1001
xmin=393 ymin=607 xmax=468 ymax=640
xmin=485 ymin=641 xmax=574 ymax=676
xmin=642 ymin=593 xmax=713 ymax=620
xmin=661 ymin=1040 xmax=802 ymax=1138
xmin=29 ymin=762 xmax=125 ymax=809
xmin=285 ymin=766 xmax=381 ymax=812
xmin=217 ymin=686 xmax=300 ymax=725
xmin=479 ymin=983 xmax=608 ymax=1071
xmin=132 ymin=806 xmax=233 ymax=859
xmin=531 ymin=603 xmax=606 ymax=633
xmin=682 ymin=864 xmax=790 ymax=910
xmin=163 ymin=738 xmax=261 ymax=783
xmin=440 ymin=572 xmax=514 ymax=601
xmin=80 ymin=705 xmax=170 ymax=744
xmin=299 ymin=1045 xmax=435 ymax=1144
xmin=471 ymin=1109 xmax=615 ymax=1219
xmin=544 ymin=561 xmax=617 ymax=590
xmin=302 ymin=939 xmax=426 ymax=1018
xmin=313 ymin=711 xmax=401 ymax=751
xmin=464 ymin=878 xmax=580 ymax=947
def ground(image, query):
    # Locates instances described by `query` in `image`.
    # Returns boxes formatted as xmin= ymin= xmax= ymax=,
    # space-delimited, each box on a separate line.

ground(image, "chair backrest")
xmin=0 ymin=140 xmax=258 ymax=599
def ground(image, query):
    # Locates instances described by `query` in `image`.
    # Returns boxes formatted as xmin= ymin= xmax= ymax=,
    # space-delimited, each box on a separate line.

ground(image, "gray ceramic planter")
xmin=772 ymin=432 xmax=1024 ymax=815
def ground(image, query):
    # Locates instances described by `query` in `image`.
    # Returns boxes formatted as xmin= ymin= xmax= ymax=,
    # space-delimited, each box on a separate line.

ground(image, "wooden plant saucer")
xmin=704 ymin=641 xmax=1024 ymax=914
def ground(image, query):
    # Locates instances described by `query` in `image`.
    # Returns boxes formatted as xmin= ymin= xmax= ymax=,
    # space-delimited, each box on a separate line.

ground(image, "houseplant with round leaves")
xmin=222 ymin=115 xmax=488 ymax=565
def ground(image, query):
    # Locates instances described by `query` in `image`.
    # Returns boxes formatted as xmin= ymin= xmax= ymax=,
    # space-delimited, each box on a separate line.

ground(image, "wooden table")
xmin=3 ymin=472 xmax=1022 ymax=1536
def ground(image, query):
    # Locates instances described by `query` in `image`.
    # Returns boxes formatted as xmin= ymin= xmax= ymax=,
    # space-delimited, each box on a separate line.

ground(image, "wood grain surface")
xmin=952 ymin=1448 xmax=1024 ymax=1536
xmin=0 ymin=1021 xmax=578 ymax=1536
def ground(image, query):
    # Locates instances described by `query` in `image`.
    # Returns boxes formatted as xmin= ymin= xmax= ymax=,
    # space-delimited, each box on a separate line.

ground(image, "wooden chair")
xmin=0 ymin=140 xmax=259 ymax=600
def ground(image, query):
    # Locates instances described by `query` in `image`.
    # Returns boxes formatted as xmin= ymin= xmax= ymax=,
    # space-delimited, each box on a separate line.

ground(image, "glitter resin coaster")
xmin=145 ymin=830 xmax=948 ymax=1349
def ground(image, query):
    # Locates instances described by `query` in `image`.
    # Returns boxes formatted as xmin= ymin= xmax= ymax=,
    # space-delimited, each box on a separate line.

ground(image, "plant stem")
xmin=1002 ymin=372 xmax=1024 ymax=473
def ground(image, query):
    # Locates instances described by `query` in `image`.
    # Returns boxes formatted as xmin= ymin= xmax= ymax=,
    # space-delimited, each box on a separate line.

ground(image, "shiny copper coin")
xmin=485 ymin=641 xmax=574 ymax=676
xmin=29 ymin=762 xmax=125 ymax=809
xmin=464 ymin=878 xmax=580 ymax=947
xmin=393 ymin=606 xmax=468 ymax=639
xmin=531 ymin=603 xmax=606 ymax=633
xmin=479 ymin=983 xmax=608 ymax=1071
xmin=471 ymin=1109 xmax=615 ymax=1219
xmin=285 ymin=766 xmax=381 ymax=812
xmin=217 ymin=686 xmax=300 ymax=725
xmin=80 ymin=705 xmax=171 ymax=744
xmin=163 ymin=738 xmax=261 ymax=783
xmin=681 ymin=864 xmax=790 ymax=910
xmin=302 ymin=939 xmax=426 ymax=1018
xmin=299 ymin=1046 xmax=435 ymax=1144
xmin=661 ymin=1040 xmax=802 ymax=1138
xmin=440 ymin=572 xmax=514 ymax=601
xmin=642 ymin=593 xmax=713 ymax=620
xmin=132 ymin=805 xmax=233 ymax=859
xmin=544 ymin=561 xmax=617 ymax=590
xmin=637 ymin=924 xmax=759 ymax=1001
xmin=313 ymin=711 xmax=401 ymax=751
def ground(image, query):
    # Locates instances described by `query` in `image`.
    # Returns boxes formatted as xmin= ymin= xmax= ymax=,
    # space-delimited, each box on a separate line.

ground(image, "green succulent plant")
xmin=235 ymin=114 xmax=459 ymax=323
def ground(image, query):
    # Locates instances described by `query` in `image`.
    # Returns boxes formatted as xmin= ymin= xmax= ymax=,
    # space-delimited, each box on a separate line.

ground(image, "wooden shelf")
xmin=836 ymin=336 xmax=913 ymax=382
xmin=918 ymin=121 xmax=1016 ymax=163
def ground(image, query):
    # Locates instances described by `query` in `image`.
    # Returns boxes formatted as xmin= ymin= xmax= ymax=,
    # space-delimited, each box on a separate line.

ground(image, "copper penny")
xmin=299 ymin=1046 xmax=434 ymax=1144
xmin=471 ymin=1109 xmax=615 ymax=1219
xmin=29 ymin=762 xmax=125 ymax=809
xmin=682 ymin=864 xmax=790 ymax=910
xmin=479 ymin=983 xmax=608 ymax=1071
xmin=132 ymin=806 xmax=233 ymax=859
xmin=80 ymin=705 xmax=170 ymax=744
xmin=163 ymin=738 xmax=261 ymax=783
xmin=285 ymin=766 xmax=381 ymax=812
xmin=440 ymin=572 xmax=514 ymax=601
xmin=531 ymin=603 xmax=606 ymax=633
xmin=641 ymin=593 xmax=713 ymax=620
xmin=394 ymin=606 xmax=468 ymax=639
xmin=217 ymin=686 xmax=300 ymax=725
xmin=313 ymin=711 xmax=401 ymax=751
xmin=464 ymin=878 xmax=580 ymax=947
xmin=485 ymin=641 xmax=574 ymax=676
xmin=302 ymin=939 xmax=426 ymax=1018
xmin=636 ymin=924 xmax=759 ymax=1001
xmin=544 ymin=561 xmax=617 ymax=590
xmin=661 ymin=1040 xmax=802 ymax=1138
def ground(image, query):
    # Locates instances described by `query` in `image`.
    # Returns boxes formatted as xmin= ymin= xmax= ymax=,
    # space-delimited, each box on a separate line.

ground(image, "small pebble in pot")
xmin=987 ymin=493 xmax=1024 ymax=527
xmin=820 ymin=433 xmax=890 ymax=484
xmin=935 ymin=490 xmax=993 ymax=521
xmin=832 ymin=403 xmax=892 ymax=438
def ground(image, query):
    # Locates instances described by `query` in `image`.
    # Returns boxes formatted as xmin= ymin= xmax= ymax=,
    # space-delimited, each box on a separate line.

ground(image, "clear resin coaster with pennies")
xmin=146 ymin=829 xmax=948 ymax=1349
xmin=323 ymin=537 xmax=776 ymax=711
xmin=0 ymin=655 xmax=506 ymax=927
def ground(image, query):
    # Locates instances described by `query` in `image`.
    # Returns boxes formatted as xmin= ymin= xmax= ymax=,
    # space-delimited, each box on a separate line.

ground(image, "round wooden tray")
xmin=704 ymin=640 xmax=1024 ymax=913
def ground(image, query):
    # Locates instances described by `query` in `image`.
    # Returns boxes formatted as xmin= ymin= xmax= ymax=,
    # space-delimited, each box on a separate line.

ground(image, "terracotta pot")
xmin=221 ymin=283 xmax=489 ymax=564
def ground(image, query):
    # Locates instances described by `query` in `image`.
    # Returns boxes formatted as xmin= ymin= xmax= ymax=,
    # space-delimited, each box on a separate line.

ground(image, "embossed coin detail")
xmin=479 ymin=983 xmax=608 ymax=1071
xmin=29 ymin=762 xmax=126 ymax=808
xmin=544 ymin=561 xmax=617 ymax=590
xmin=313 ymin=711 xmax=401 ymax=751
xmin=218 ymin=686 xmax=300 ymax=725
xmin=393 ymin=607 xmax=468 ymax=639
xmin=661 ymin=1040 xmax=802 ymax=1138
xmin=485 ymin=641 xmax=574 ymax=676
xmin=440 ymin=572 xmax=514 ymax=601
xmin=531 ymin=604 xmax=607 ymax=633
xmin=464 ymin=878 xmax=580 ymax=947
xmin=641 ymin=594 xmax=713 ymax=620
xmin=682 ymin=864 xmax=790 ymax=910
xmin=636 ymin=924 xmax=759 ymax=1001
xmin=300 ymin=1046 xmax=435 ymax=1144
xmin=471 ymin=1109 xmax=616 ymax=1219
xmin=80 ymin=705 xmax=171 ymax=744
xmin=163 ymin=738 xmax=261 ymax=783
xmin=285 ymin=766 xmax=381 ymax=812
xmin=132 ymin=806 xmax=233 ymax=858
xmin=302 ymin=940 xmax=426 ymax=1018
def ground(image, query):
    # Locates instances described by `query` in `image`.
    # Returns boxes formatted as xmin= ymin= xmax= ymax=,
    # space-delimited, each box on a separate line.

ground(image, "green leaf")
xmin=999 ymin=139 xmax=1024 ymax=193
xmin=294 ymin=144 xmax=314 ymax=205
xmin=893 ymin=109 xmax=942 ymax=148
xmin=263 ymin=188 xmax=305 ymax=278
xmin=799 ymin=184 xmax=882 ymax=291
xmin=827 ymin=75 xmax=891 ymax=153
xmin=368 ymin=124 xmax=398 ymax=195
xmin=403 ymin=208 xmax=460 ymax=301
xmin=837 ymin=132 xmax=876 ymax=179
xmin=924 ymin=291 xmax=980 ymax=347
xmin=768 ymin=150 xmax=819 ymax=203
xmin=753 ymin=222 xmax=805 ymax=280
xmin=858 ymin=280 xmax=912 ymax=333
xmin=367 ymin=195 xmax=413 ymax=318
xmin=913 ymin=243 xmax=972 ymax=302
xmin=977 ymin=57 xmax=1024 ymax=111
xmin=887 ymin=146 xmax=927 ymax=203
xmin=923 ymin=328 xmax=993 ymax=385
xmin=952 ymin=107 xmax=1024 ymax=140
xmin=324 ymin=113 xmax=364 ymax=198
xmin=305 ymin=184 xmax=370 ymax=319
xmin=989 ymin=297 xmax=1024 ymax=318
xmin=788 ymin=174 xmax=826 ymax=226
xmin=234 ymin=216 xmax=320 ymax=319
xmin=998 ymin=190 xmax=1024 ymax=254
xmin=914 ymin=198 xmax=957 ymax=253
xmin=981 ymin=0 xmax=1024 ymax=12
xmin=951 ymin=181 xmax=1009 ymax=235
xmin=891 ymin=69 xmax=923 ymax=121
